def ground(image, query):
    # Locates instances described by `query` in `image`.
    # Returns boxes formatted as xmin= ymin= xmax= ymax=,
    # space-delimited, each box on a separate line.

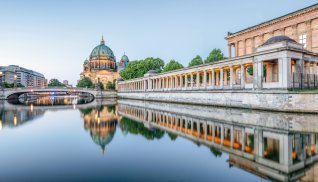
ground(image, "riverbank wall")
xmin=117 ymin=90 xmax=318 ymax=113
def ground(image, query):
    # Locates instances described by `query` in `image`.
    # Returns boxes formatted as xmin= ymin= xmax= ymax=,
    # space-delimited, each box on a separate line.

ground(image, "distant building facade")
xmin=226 ymin=3 xmax=318 ymax=58
xmin=80 ymin=36 xmax=129 ymax=87
xmin=0 ymin=65 xmax=46 ymax=87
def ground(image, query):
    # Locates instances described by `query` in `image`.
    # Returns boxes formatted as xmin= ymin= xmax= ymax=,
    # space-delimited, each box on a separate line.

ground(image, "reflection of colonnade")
xmin=118 ymin=101 xmax=318 ymax=181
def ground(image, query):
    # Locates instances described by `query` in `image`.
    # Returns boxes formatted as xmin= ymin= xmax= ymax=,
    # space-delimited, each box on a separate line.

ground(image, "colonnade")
xmin=118 ymin=63 xmax=254 ymax=91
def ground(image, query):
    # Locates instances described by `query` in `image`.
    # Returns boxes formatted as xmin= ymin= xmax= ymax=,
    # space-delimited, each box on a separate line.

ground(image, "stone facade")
xmin=226 ymin=4 xmax=318 ymax=57
xmin=118 ymin=91 xmax=318 ymax=113
xmin=118 ymin=39 xmax=318 ymax=92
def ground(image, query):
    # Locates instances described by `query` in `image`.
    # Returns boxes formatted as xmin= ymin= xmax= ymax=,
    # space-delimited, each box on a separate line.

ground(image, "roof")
xmin=226 ymin=3 xmax=318 ymax=38
xmin=262 ymin=35 xmax=297 ymax=46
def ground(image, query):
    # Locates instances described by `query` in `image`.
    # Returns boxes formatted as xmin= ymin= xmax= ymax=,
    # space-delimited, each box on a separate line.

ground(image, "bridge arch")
xmin=4 ymin=88 xmax=96 ymax=100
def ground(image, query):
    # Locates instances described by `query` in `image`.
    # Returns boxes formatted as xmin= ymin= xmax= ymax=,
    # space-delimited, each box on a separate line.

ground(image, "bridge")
xmin=0 ymin=87 xmax=117 ymax=100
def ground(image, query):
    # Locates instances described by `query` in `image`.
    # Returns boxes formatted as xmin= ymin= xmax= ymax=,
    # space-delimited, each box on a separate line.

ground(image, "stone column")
xmin=180 ymin=74 xmax=183 ymax=89
xmin=209 ymin=71 xmax=212 ymax=86
xmin=230 ymin=126 xmax=234 ymax=148
xmin=211 ymin=123 xmax=215 ymax=143
xmin=240 ymin=64 xmax=245 ymax=89
xmin=293 ymin=25 xmax=298 ymax=43
xmin=170 ymin=76 xmax=173 ymax=89
xmin=190 ymin=73 xmax=193 ymax=89
xmin=235 ymin=42 xmax=238 ymax=57
xmin=230 ymin=65 xmax=234 ymax=89
xmin=228 ymin=44 xmax=232 ymax=58
xmin=306 ymin=20 xmax=312 ymax=51
xmin=242 ymin=129 xmax=245 ymax=151
xmin=220 ymin=68 xmax=224 ymax=89
xmin=203 ymin=70 xmax=207 ymax=88
xmin=175 ymin=75 xmax=178 ymax=89
xmin=185 ymin=74 xmax=188 ymax=89
xmin=243 ymin=39 xmax=246 ymax=56
xmin=196 ymin=71 xmax=200 ymax=88
xmin=221 ymin=124 xmax=224 ymax=145
xmin=211 ymin=68 xmax=215 ymax=88
xmin=251 ymin=37 xmax=255 ymax=54
xmin=165 ymin=77 xmax=168 ymax=90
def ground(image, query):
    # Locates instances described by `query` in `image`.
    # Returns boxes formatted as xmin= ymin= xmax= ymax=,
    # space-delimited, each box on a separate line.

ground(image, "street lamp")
xmin=0 ymin=71 xmax=3 ymax=89
xmin=14 ymin=74 xmax=17 ymax=88
xmin=95 ymin=77 xmax=100 ymax=90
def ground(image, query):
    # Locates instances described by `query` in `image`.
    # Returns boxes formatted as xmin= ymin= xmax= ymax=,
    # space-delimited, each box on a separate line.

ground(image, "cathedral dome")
xmin=90 ymin=36 xmax=115 ymax=60
xmin=120 ymin=54 xmax=129 ymax=62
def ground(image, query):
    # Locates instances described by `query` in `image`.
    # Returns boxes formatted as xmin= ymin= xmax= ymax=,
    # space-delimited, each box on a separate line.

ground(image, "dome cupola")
xmin=120 ymin=54 xmax=129 ymax=62
xmin=90 ymin=36 xmax=115 ymax=61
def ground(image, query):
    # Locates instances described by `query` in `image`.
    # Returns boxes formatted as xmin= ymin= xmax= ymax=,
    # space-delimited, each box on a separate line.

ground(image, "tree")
xmin=205 ymin=48 xmax=225 ymax=63
xmin=120 ymin=57 xmax=165 ymax=80
xmin=95 ymin=82 xmax=104 ymax=90
xmin=77 ymin=77 xmax=93 ymax=88
xmin=105 ymin=81 xmax=114 ymax=90
xmin=162 ymin=60 xmax=184 ymax=72
xmin=48 ymin=79 xmax=64 ymax=87
xmin=188 ymin=55 xmax=203 ymax=67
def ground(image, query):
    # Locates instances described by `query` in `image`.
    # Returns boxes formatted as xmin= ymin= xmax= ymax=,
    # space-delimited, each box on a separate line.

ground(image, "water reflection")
xmin=2 ymin=97 xmax=318 ymax=181
xmin=117 ymin=99 xmax=318 ymax=182
xmin=80 ymin=106 xmax=118 ymax=154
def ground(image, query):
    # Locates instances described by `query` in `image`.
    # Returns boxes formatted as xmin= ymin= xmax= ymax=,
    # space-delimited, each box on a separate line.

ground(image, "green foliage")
xmin=162 ymin=60 xmax=184 ymax=73
xmin=247 ymin=67 xmax=253 ymax=75
xmin=246 ymin=65 xmax=266 ymax=76
xmin=205 ymin=48 xmax=225 ymax=63
xmin=188 ymin=55 xmax=203 ymax=67
xmin=95 ymin=82 xmax=104 ymax=90
xmin=48 ymin=78 xmax=65 ymax=87
xmin=77 ymin=77 xmax=93 ymax=88
xmin=167 ymin=132 xmax=178 ymax=141
xmin=120 ymin=117 xmax=165 ymax=140
xmin=79 ymin=108 xmax=93 ymax=116
xmin=120 ymin=57 xmax=164 ymax=80
xmin=210 ymin=147 xmax=222 ymax=158
xmin=105 ymin=79 xmax=116 ymax=90
xmin=1 ymin=82 xmax=24 ymax=88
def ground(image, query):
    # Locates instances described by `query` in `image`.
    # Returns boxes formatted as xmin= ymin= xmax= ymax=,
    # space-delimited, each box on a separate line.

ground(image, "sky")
xmin=0 ymin=0 xmax=317 ymax=85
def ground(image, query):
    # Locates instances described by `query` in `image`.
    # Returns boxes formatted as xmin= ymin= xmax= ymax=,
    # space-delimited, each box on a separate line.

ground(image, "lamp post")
xmin=0 ymin=71 xmax=3 ymax=90
xmin=95 ymin=77 xmax=100 ymax=90
xmin=14 ymin=74 xmax=17 ymax=89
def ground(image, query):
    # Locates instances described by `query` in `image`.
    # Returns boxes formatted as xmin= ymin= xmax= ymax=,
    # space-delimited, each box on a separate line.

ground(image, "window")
xmin=299 ymin=34 xmax=307 ymax=48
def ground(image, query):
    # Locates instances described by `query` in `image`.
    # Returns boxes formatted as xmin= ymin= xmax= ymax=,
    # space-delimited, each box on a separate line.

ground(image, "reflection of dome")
xmin=90 ymin=36 xmax=115 ymax=60
xmin=90 ymin=127 xmax=116 ymax=154
xmin=262 ymin=36 xmax=297 ymax=46
xmin=81 ymin=106 xmax=119 ymax=154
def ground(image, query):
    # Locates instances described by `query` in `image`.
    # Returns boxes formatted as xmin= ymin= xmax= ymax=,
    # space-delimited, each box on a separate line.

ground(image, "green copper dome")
xmin=90 ymin=36 xmax=115 ymax=60
xmin=120 ymin=54 xmax=129 ymax=62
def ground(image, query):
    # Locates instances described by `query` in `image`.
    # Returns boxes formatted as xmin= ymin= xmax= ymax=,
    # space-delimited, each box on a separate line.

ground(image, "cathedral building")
xmin=80 ymin=36 xmax=129 ymax=87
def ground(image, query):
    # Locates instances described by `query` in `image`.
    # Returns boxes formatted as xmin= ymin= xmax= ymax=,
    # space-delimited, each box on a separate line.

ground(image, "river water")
xmin=0 ymin=96 xmax=317 ymax=181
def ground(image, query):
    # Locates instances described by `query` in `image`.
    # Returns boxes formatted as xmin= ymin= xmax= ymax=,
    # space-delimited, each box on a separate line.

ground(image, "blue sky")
xmin=0 ymin=0 xmax=316 ymax=84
